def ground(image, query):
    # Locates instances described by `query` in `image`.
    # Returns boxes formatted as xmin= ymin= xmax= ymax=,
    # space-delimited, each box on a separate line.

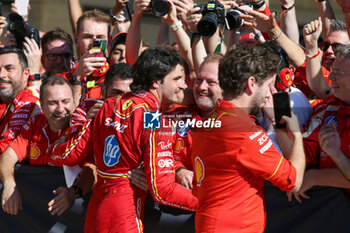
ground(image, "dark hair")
xmin=330 ymin=20 xmax=347 ymax=33
xmin=41 ymin=28 xmax=73 ymax=55
xmin=0 ymin=47 xmax=28 ymax=70
xmin=40 ymin=75 xmax=73 ymax=103
xmin=335 ymin=44 xmax=350 ymax=60
xmin=219 ymin=43 xmax=280 ymax=98
xmin=130 ymin=46 xmax=185 ymax=92
xmin=76 ymin=9 xmax=110 ymax=36
xmin=104 ymin=63 xmax=132 ymax=89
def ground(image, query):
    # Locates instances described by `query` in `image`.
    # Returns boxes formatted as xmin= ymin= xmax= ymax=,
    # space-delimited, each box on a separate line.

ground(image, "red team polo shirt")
xmin=303 ymin=96 xmax=350 ymax=169
xmin=10 ymin=113 xmax=67 ymax=166
xmin=0 ymin=85 xmax=41 ymax=153
xmin=191 ymin=99 xmax=297 ymax=233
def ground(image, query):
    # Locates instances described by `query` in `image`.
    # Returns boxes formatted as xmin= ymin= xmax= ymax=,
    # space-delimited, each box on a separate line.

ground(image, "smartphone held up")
xmin=273 ymin=92 xmax=291 ymax=129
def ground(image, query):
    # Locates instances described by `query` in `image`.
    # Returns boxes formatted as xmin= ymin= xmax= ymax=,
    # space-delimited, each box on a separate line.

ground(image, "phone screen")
xmin=273 ymin=92 xmax=291 ymax=129
xmin=15 ymin=0 xmax=29 ymax=16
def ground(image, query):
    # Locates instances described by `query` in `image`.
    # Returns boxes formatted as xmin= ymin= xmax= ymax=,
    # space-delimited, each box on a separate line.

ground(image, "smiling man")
xmin=0 ymin=47 xmax=41 ymax=154
xmin=0 ymin=75 xmax=75 ymax=215
xmin=191 ymin=44 xmax=306 ymax=233
xmin=48 ymin=47 xmax=198 ymax=233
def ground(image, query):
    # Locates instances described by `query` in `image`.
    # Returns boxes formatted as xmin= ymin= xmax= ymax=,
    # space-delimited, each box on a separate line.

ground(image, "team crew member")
xmin=191 ymin=44 xmax=306 ymax=233
xmin=0 ymin=47 xmax=41 ymax=153
xmin=0 ymin=76 xmax=92 ymax=216
xmin=290 ymin=44 xmax=350 ymax=201
xmin=49 ymin=47 xmax=198 ymax=233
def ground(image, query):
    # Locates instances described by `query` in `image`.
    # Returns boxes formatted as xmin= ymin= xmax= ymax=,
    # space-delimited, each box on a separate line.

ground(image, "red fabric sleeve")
xmin=9 ymin=121 xmax=32 ymax=162
xmin=237 ymin=130 xmax=297 ymax=191
xmin=142 ymin=126 xmax=198 ymax=211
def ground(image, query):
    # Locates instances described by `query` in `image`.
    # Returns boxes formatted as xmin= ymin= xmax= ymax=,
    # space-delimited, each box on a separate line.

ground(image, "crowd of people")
xmin=0 ymin=0 xmax=350 ymax=232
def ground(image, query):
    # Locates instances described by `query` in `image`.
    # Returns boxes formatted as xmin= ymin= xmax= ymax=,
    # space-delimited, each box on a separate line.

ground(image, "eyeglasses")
xmin=46 ymin=52 xmax=73 ymax=61
xmin=320 ymin=42 xmax=343 ymax=52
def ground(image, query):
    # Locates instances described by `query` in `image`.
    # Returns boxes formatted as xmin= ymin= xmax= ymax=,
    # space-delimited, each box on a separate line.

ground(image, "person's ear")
xmin=151 ymin=79 xmax=161 ymax=89
xmin=246 ymin=76 xmax=257 ymax=95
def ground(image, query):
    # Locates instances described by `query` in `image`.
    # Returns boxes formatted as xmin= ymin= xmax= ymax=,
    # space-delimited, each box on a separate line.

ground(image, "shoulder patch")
xmin=122 ymin=99 xmax=133 ymax=110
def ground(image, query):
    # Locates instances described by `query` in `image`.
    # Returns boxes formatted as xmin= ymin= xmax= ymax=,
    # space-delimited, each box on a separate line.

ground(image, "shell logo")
xmin=195 ymin=156 xmax=205 ymax=187
xmin=122 ymin=100 xmax=133 ymax=110
xmin=174 ymin=138 xmax=184 ymax=153
xmin=30 ymin=145 xmax=40 ymax=159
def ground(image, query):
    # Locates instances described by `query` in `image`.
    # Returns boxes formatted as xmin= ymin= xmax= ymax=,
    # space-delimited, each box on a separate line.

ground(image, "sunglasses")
xmin=320 ymin=42 xmax=343 ymax=52
xmin=46 ymin=52 xmax=73 ymax=61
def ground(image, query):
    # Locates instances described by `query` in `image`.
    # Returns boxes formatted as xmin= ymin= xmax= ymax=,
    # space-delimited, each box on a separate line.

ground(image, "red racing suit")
xmin=49 ymin=91 xmax=198 ymax=233
xmin=0 ymin=85 xmax=41 ymax=153
xmin=191 ymin=99 xmax=297 ymax=233
xmin=302 ymin=96 xmax=350 ymax=169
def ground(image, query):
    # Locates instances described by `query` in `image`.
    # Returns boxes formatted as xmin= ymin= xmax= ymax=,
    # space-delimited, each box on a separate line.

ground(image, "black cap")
xmin=109 ymin=32 xmax=127 ymax=57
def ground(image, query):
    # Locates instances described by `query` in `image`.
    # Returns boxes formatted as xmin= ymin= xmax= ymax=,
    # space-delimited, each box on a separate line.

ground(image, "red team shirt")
xmin=10 ymin=113 xmax=68 ymax=165
xmin=49 ymin=91 xmax=198 ymax=233
xmin=0 ymin=85 xmax=41 ymax=153
xmin=191 ymin=99 xmax=297 ymax=233
xmin=303 ymin=96 xmax=350 ymax=170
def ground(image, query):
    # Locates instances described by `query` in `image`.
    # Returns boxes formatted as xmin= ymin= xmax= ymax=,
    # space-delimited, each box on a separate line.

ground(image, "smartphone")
xmin=273 ymin=92 xmax=291 ymax=129
xmin=15 ymin=0 xmax=29 ymax=17
xmin=0 ymin=2 xmax=3 ymax=16
xmin=92 ymin=38 xmax=106 ymax=51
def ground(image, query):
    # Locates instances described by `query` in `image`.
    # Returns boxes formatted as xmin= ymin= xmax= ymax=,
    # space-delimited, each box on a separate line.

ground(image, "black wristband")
xmin=29 ymin=74 xmax=41 ymax=81
xmin=72 ymin=185 xmax=83 ymax=199
xmin=175 ymin=167 xmax=184 ymax=174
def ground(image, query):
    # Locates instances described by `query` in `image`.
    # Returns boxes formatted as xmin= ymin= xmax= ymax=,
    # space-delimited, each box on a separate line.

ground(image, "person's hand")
xmin=336 ymin=0 xmax=350 ymax=11
xmin=237 ymin=6 xmax=277 ymax=33
xmin=1 ymin=182 xmax=22 ymax=215
xmin=302 ymin=18 xmax=322 ymax=48
xmin=287 ymin=169 xmax=314 ymax=203
xmin=127 ymin=168 xmax=149 ymax=191
xmin=0 ymin=16 xmax=6 ymax=38
xmin=319 ymin=123 xmax=341 ymax=159
xmin=186 ymin=7 xmax=202 ymax=32
xmin=3 ymin=31 xmax=18 ymax=47
xmin=173 ymin=0 xmax=194 ymax=25
xmin=162 ymin=0 xmax=178 ymax=25
xmin=72 ymin=49 xmax=107 ymax=81
xmin=217 ymin=0 xmax=237 ymax=11
xmin=277 ymin=112 xmax=301 ymax=138
xmin=48 ymin=186 xmax=75 ymax=216
xmin=86 ymin=100 xmax=104 ymax=120
xmin=23 ymin=37 xmax=42 ymax=74
xmin=175 ymin=168 xmax=193 ymax=189
xmin=133 ymin=0 xmax=151 ymax=19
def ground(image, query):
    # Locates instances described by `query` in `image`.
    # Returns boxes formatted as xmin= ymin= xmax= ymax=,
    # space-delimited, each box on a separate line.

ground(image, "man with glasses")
xmin=290 ymin=44 xmax=350 ymax=202
xmin=303 ymin=19 xmax=350 ymax=100
xmin=41 ymin=28 xmax=74 ymax=78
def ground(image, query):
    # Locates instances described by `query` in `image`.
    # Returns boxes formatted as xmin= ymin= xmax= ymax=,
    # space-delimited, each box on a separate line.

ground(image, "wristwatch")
xmin=69 ymin=76 xmax=83 ymax=85
xmin=71 ymin=185 xmax=83 ymax=199
xmin=29 ymin=74 xmax=41 ymax=81
xmin=170 ymin=21 xmax=183 ymax=32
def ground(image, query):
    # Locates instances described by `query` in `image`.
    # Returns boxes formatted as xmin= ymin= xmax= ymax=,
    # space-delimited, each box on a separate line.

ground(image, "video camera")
xmin=6 ymin=13 xmax=40 ymax=49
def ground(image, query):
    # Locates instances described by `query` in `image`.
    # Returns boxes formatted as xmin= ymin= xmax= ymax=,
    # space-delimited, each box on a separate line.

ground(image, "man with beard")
xmin=191 ymin=44 xmax=306 ymax=233
xmin=0 ymin=47 xmax=41 ymax=154
xmin=48 ymin=47 xmax=197 ymax=233
xmin=0 ymin=75 xmax=76 ymax=215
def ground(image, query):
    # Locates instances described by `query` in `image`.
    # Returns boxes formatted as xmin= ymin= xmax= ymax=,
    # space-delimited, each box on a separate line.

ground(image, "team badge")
xmin=178 ymin=124 xmax=190 ymax=137
xmin=29 ymin=145 xmax=40 ymax=159
xmin=122 ymin=100 xmax=133 ymax=110
xmin=103 ymin=135 xmax=121 ymax=167
xmin=174 ymin=138 xmax=184 ymax=153
xmin=324 ymin=116 xmax=337 ymax=128
xmin=195 ymin=156 xmax=205 ymax=187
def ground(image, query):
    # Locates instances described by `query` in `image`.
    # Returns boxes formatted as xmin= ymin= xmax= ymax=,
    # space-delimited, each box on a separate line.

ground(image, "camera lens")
xmin=152 ymin=0 xmax=169 ymax=17
xmin=226 ymin=9 xmax=245 ymax=30
xmin=197 ymin=12 xmax=219 ymax=37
